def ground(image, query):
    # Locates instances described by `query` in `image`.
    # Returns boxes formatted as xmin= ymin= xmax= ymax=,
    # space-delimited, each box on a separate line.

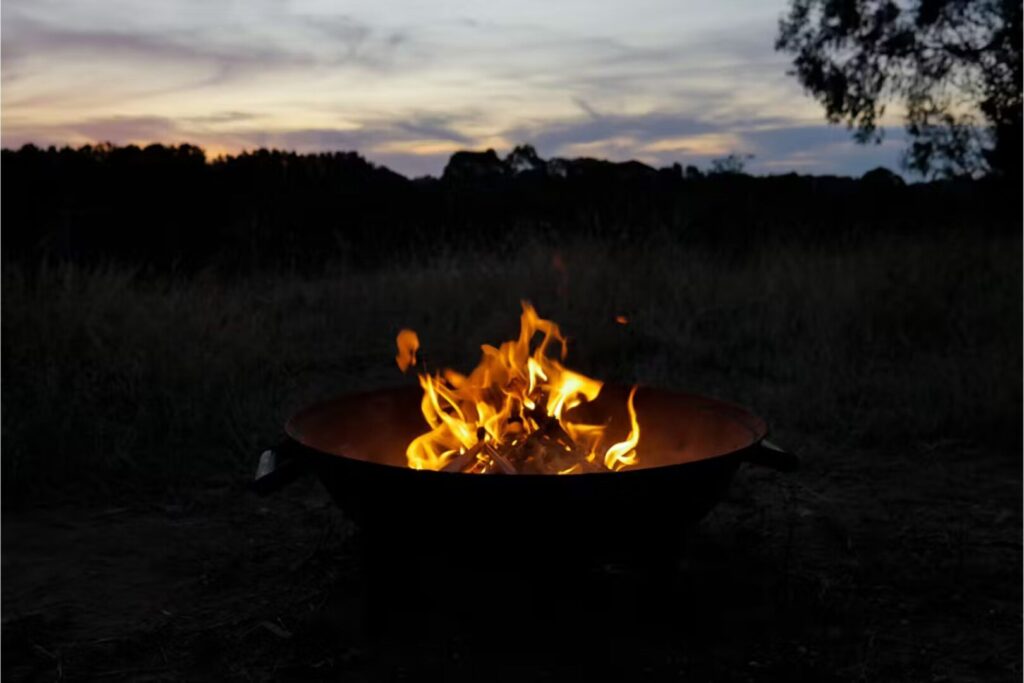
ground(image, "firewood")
xmin=433 ymin=388 xmax=620 ymax=474
xmin=441 ymin=440 xmax=487 ymax=472
xmin=441 ymin=451 xmax=474 ymax=472
xmin=484 ymin=446 xmax=517 ymax=475
xmin=517 ymin=431 xmax=547 ymax=464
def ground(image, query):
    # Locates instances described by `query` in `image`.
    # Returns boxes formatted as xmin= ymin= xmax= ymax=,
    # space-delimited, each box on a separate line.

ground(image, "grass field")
xmin=2 ymin=227 xmax=1019 ymax=498
xmin=3 ymin=226 xmax=1021 ymax=680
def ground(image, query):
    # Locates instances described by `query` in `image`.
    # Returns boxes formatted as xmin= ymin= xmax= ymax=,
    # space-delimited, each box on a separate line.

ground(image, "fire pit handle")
xmin=744 ymin=439 xmax=799 ymax=472
xmin=252 ymin=443 xmax=306 ymax=495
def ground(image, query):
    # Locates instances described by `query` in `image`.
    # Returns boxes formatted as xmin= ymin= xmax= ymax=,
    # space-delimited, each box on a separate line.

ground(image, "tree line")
xmin=1 ymin=142 xmax=1013 ymax=274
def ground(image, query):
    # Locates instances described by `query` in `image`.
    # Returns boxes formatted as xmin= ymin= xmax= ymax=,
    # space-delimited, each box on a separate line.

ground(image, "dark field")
xmin=3 ymin=225 xmax=1021 ymax=680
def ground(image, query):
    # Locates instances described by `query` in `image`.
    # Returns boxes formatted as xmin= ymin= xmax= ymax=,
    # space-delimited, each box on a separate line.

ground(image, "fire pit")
xmin=255 ymin=303 xmax=796 ymax=563
xmin=256 ymin=384 xmax=794 ymax=557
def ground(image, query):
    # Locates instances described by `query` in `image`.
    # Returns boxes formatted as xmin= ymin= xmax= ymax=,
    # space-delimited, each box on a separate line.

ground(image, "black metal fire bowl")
xmin=255 ymin=384 xmax=796 ymax=569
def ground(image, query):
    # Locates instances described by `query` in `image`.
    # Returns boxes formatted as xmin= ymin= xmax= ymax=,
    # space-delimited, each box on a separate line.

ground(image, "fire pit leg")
xmin=251 ymin=445 xmax=306 ymax=494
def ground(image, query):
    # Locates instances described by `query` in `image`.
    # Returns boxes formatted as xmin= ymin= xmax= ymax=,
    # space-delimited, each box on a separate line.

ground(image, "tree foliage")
xmin=1 ymin=143 xmax=1012 ymax=274
xmin=777 ymin=0 xmax=1021 ymax=178
xmin=708 ymin=154 xmax=754 ymax=176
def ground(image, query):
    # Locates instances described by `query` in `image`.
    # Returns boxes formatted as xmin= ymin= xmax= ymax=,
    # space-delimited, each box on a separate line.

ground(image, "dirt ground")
xmin=3 ymin=439 xmax=1019 ymax=682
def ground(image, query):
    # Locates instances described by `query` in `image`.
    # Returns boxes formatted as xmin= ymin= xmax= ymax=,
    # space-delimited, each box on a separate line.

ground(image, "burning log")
xmin=430 ymin=393 xmax=637 ymax=475
xmin=485 ymin=446 xmax=518 ymax=475
xmin=441 ymin=440 xmax=488 ymax=472
xmin=441 ymin=451 xmax=475 ymax=473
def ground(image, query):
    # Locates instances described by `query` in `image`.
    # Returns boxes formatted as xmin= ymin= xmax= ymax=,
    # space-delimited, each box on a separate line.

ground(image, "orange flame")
xmin=395 ymin=302 xmax=640 ymax=474
xmin=395 ymin=329 xmax=419 ymax=372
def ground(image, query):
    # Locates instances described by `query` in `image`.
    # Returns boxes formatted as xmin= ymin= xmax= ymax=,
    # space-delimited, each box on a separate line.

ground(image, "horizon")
xmin=2 ymin=139 xmax=912 ymax=181
xmin=2 ymin=0 xmax=908 ymax=178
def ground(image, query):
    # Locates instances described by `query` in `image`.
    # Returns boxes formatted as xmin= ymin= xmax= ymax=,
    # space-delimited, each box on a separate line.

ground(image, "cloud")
xmin=181 ymin=112 xmax=259 ymax=125
xmin=299 ymin=14 xmax=412 ymax=69
xmin=504 ymin=110 xmax=794 ymax=162
xmin=572 ymin=98 xmax=603 ymax=120
xmin=3 ymin=115 xmax=183 ymax=146
xmin=3 ymin=16 xmax=297 ymax=75
xmin=641 ymin=133 xmax=744 ymax=155
xmin=392 ymin=114 xmax=473 ymax=144
xmin=0 ymin=1 xmax=907 ymax=177
xmin=507 ymin=112 xmax=719 ymax=154
xmin=1 ymin=7 xmax=412 ymax=93
xmin=742 ymin=125 xmax=907 ymax=175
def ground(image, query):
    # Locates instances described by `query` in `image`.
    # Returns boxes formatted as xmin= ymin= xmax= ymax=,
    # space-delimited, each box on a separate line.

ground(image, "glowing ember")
xmin=395 ymin=302 xmax=640 ymax=474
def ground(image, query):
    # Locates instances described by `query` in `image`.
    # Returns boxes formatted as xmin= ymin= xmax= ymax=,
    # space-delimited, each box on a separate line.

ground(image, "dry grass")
xmin=2 ymin=227 xmax=1020 ymax=681
xmin=2 ymin=228 xmax=1019 ymax=500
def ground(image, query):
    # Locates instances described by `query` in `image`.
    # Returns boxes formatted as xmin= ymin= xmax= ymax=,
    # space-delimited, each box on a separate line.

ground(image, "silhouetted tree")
xmin=708 ymin=154 xmax=753 ymax=176
xmin=683 ymin=165 xmax=704 ymax=180
xmin=776 ymin=0 xmax=1022 ymax=179
xmin=1 ymin=142 xmax=1015 ymax=273
xmin=505 ymin=144 xmax=547 ymax=176
xmin=861 ymin=166 xmax=907 ymax=186
xmin=442 ymin=149 xmax=507 ymax=182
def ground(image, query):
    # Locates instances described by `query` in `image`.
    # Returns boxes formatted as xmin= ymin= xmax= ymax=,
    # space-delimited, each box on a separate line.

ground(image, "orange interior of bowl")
xmin=286 ymin=385 xmax=767 ymax=472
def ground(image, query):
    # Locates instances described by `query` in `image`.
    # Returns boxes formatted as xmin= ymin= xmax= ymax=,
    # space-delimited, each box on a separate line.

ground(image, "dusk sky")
xmin=2 ymin=0 xmax=907 ymax=177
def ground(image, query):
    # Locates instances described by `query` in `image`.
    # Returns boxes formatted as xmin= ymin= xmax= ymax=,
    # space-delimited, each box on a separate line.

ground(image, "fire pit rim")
xmin=280 ymin=383 xmax=774 ymax=478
